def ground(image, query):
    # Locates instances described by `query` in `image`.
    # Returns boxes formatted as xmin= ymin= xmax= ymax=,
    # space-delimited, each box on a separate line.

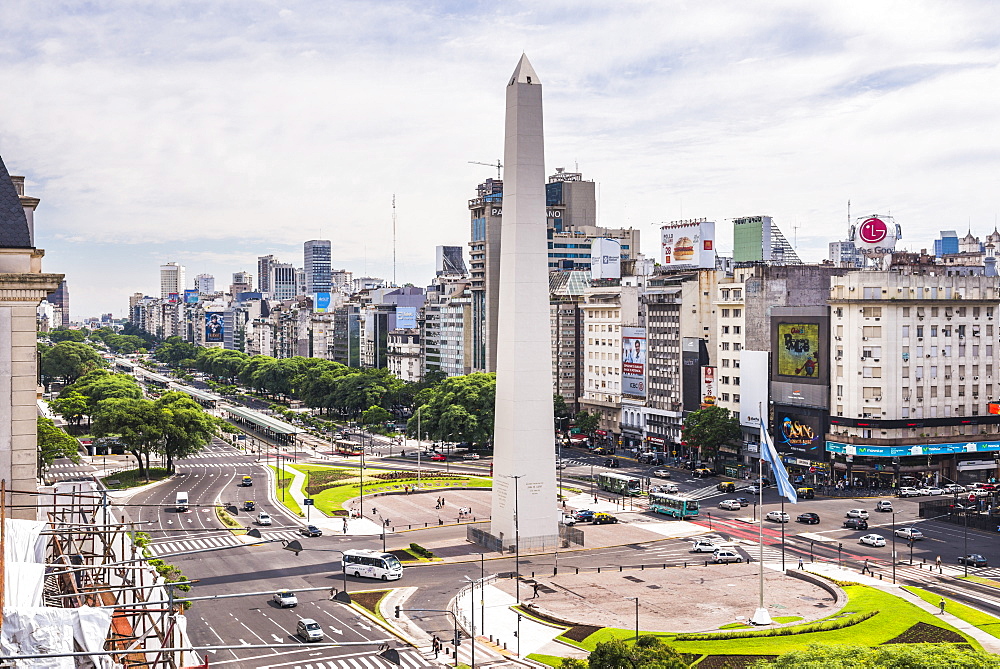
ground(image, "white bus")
xmin=342 ymin=549 xmax=403 ymax=581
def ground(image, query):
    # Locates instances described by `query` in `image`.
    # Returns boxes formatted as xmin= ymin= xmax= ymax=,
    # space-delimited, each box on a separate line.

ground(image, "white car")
xmin=652 ymin=469 xmax=671 ymax=478
xmin=719 ymin=499 xmax=742 ymax=511
xmin=846 ymin=509 xmax=870 ymax=519
xmin=745 ymin=485 xmax=762 ymax=495
xmin=691 ymin=539 xmax=720 ymax=553
xmin=917 ymin=487 xmax=933 ymax=496
xmin=462 ymin=453 xmax=481 ymax=460
xmin=712 ymin=549 xmax=743 ymax=564
xmin=560 ymin=514 xmax=577 ymax=526
xmin=925 ymin=486 xmax=945 ymax=496
xmin=257 ymin=512 xmax=272 ymax=526
xmin=897 ymin=487 xmax=921 ymax=497
xmin=944 ymin=484 xmax=966 ymax=494
xmin=273 ymin=590 xmax=298 ymax=607
xmin=765 ymin=511 xmax=789 ymax=523
xmin=859 ymin=534 xmax=886 ymax=547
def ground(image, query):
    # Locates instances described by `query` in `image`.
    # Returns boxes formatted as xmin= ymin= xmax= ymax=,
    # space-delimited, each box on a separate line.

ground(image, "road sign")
xmin=304 ymin=498 xmax=315 ymax=506
xmin=969 ymin=493 xmax=977 ymax=502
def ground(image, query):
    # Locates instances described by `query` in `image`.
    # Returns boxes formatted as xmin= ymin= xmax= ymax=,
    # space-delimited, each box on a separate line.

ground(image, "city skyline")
xmin=3 ymin=2 xmax=1000 ymax=318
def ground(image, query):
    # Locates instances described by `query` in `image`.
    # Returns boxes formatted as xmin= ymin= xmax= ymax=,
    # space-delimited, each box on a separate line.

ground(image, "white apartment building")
xmin=714 ymin=277 xmax=746 ymax=416
xmin=580 ymin=284 xmax=640 ymax=436
xmin=829 ymin=270 xmax=1000 ymax=483
xmin=159 ymin=262 xmax=185 ymax=299
xmin=388 ymin=330 xmax=423 ymax=382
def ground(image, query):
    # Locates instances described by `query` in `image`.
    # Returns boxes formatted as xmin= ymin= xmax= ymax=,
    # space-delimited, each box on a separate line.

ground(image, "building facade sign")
xmin=622 ymin=326 xmax=647 ymax=398
xmin=827 ymin=440 xmax=1000 ymax=458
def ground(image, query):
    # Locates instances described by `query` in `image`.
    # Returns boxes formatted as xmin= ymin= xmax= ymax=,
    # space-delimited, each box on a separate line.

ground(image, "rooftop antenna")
xmin=392 ymin=194 xmax=397 ymax=287
xmin=468 ymin=159 xmax=503 ymax=180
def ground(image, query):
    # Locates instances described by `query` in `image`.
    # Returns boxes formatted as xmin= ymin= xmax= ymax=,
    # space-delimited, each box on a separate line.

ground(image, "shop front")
xmin=826 ymin=439 xmax=1000 ymax=487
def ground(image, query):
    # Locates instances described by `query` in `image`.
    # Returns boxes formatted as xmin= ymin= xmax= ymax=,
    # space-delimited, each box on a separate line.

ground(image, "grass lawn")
xmin=904 ymin=586 xmax=1000 ymax=639
xmin=101 ymin=467 xmax=171 ymax=489
xmin=527 ymin=654 xmax=566 ymax=667
xmin=287 ymin=463 xmax=491 ymax=515
xmin=559 ymin=584 xmax=981 ymax=656
xmin=268 ymin=465 xmax=303 ymax=516
xmin=718 ymin=616 xmax=802 ymax=629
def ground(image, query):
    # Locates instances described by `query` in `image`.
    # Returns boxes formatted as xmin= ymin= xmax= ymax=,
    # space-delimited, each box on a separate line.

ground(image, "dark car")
xmin=717 ymin=482 xmax=736 ymax=493
xmin=958 ymin=554 xmax=988 ymax=567
xmin=797 ymin=512 xmax=820 ymax=524
xmin=796 ymin=487 xmax=815 ymax=499
xmin=694 ymin=468 xmax=715 ymax=478
xmin=300 ymin=525 xmax=323 ymax=537
xmin=243 ymin=500 xmax=256 ymax=512
xmin=843 ymin=518 xmax=869 ymax=530
xmin=592 ymin=513 xmax=619 ymax=525
xmin=574 ymin=509 xmax=595 ymax=522
xmin=604 ymin=458 xmax=620 ymax=468
xmin=736 ymin=497 xmax=750 ymax=507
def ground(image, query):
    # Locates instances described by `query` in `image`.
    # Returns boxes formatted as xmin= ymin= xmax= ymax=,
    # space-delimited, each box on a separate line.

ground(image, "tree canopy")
xmin=754 ymin=643 xmax=1000 ymax=668
xmin=37 ymin=417 xmax=81 ymax=474
xmin=40 ymin=341 xmax=105 ymax=385
xmin=682 ymin=405 xmax=741 ymax=460
xmin=156 ymin=392 xmax=220 ymax=472
xmin=62 ymin=370 xmax=143 ymax=423
xmin=408 ymin=373 xmax=496 ymax=446
xmin=569 ymin=635 xmax=688 ymax=669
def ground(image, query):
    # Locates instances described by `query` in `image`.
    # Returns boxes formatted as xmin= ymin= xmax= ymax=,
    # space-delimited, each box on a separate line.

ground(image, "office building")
xmin=732 ymin=216 xmax=801 ymax=264
xmin=195 ymin=273 xmax=215 ymax=294
xmin=934 ymin=231 xmax=959 ymax=257
xmin=257 ymin=255 xmax=277 ymax=295
xmin=269 ymin=262 xmax=297 ymax=300
xmin=231 ymin=271 xmax=253 ymax=295
xmin=47 ymin=280 xmax=70 ymax=326
xmin=829 ymin=241 xmax=864 ymax=268
xmin=159 ymin=262 xmax=185 ymax=299
xmin=304 ymin=239 xmax=333 ymax=293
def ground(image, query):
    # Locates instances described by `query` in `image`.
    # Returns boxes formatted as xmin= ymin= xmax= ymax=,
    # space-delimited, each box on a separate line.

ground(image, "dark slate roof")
xmin=0 ymin=154 xmax=33 ymax=248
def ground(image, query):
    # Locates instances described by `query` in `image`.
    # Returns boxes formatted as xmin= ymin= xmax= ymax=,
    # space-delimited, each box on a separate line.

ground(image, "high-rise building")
xmin=829 ymin=241 xmax=864 ymax=268
xmin=304 ymin=240 xmax=333 ymax=294
xmin=231 ymin=271 xmax=253 ymax=295
xmin=436 ymin=245 xmax=468 ymax=276
xmin=733 ymin=216 xmax=801 ymax=264
xmin=195 ymin=273 xmax=215 ymax=294
xmin=159 ymin=262 xmax=185 ymax=299
xmin=257 ymin=255 xmax=277 ymax=295
xmin=269 ymin=262 xmax=297 ymax=300
xmin=47 ymin=280 xmax=70 ymax=326
xmin=934 ymin=231 xmax=959 ymax=257
xmin=468 ymin=178 xmax=504 ymax=372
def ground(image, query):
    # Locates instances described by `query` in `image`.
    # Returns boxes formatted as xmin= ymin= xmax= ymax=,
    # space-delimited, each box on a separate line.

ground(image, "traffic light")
xmin=394 ymin=605 xmax=400 ymax=619
xmin=838 ymin=542 xmax=843 ymax=551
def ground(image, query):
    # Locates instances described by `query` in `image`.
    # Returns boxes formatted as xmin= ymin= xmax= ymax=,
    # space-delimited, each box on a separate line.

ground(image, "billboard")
xmin=183 ymin=289 xmax=199 ymax=304
xmin=773 ymin=408 xmax=824 ymax=457
xmin=314 ymin=292 xmax=332 ymax=313
xmin=590 ymin=238 xmax=621 ymax=280
xmin=205 ymin=312 xmax=224 ymax=343
xmin=776 ymin=323 xmax=820 ymax=378
xmin=739 ymin=350 xmax=769 ymax=428
xmin=396 ymin=306 xmax=418 ymax=329
xmin=702 ymin=366 xmax=716 ymax=401
xmin=660 ymin=220 xmax=715 ymax=269
xmin=168 ymin=292 xmax=180 ymax=304
xmin=622 ymin=326 xmax=646 ymax=398
xmin=849 ymin=214 xmax=899 ymax=257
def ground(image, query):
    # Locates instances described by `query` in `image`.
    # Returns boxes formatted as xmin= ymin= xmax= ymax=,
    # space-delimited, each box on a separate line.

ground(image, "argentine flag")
xmin=760 ymin=422 xmax=798 ymax=504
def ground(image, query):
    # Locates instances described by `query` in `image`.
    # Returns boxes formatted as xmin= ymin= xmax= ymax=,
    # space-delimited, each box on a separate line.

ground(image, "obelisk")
xmin=490 ymin=55 xmax=559 ymax=548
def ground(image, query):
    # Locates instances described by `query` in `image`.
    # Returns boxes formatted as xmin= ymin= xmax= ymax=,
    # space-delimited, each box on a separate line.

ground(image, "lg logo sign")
xmin=858 ymin=217 xmax=888 ymax=244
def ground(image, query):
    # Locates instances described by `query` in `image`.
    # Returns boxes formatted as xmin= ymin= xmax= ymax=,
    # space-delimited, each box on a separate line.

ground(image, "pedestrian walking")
xmin=798 ymin=557 xmax=804 ymax=570
xmin=939 ymin=598 xmax=946 ymax=615
xmin=343 ymin=518 xmax=348 ymax=534
xmin=372 ymin=507 xmax=377 ymax=516
xmin=861 ymin=558 xmax=872 ymax=575
xmin=533 ymin=582 xmax=539 ymax=598
xmin=432 ymin=635 xmax=440 ymax=657
xmin=936 ymin=555 xmax=942 ymax=572
xmin=593 ymin=494 xmax=598 ymax=504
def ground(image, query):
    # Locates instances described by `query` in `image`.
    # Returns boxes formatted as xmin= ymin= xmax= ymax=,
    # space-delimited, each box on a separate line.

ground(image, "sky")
xmin=2 ymin=1 xmax=1000 ymax=319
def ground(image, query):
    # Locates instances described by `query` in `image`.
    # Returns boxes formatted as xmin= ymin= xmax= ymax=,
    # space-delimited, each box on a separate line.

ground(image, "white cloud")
xmin=2 ymin=1 xmax=1000 ymax=317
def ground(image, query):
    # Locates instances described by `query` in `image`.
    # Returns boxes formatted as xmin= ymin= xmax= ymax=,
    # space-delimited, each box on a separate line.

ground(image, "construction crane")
xmin=468 ymin=159 xmax=503 ymax=180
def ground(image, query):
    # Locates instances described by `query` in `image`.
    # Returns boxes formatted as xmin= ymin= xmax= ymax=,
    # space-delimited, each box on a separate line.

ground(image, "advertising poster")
xmin=739 ymin=350 xmax=769 ymax=428
xmin=590 ymin=238 xmax=622 ymax=279
xmin=660 ymin=220 xmax=715 ymax=269
xmin=183 ymin=289 xmax=199 ymax=304
xmin=774 ymin=409 xmax=823 ymax=457
xmin=702 ymin=366 xmax=717 ymax=401
xmin=396 ymin=306 xmax=418 ymax=329
xmin=205 ymin=313 xmax=224 ymax=343
xmin=168 ymin=293 xmax=180 ymax=304
xmin=314 ymin=292 xmax=332 ymax=313
xmin=622 ymin=326 xmax=647 ymax=398
xmin=776 ymin=323 xmax=820 ymax=378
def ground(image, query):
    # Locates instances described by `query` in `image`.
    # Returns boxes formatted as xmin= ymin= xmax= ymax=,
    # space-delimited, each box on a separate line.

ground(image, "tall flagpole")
xmin=750 ymin=405 xmax=772 ymax=626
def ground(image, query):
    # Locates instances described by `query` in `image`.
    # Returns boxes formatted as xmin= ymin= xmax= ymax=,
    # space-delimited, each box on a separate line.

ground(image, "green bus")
xmin=597 ymin=472 xmax=642 ymax=496
xmin=649 ymin=493 xmax=700 ymax=519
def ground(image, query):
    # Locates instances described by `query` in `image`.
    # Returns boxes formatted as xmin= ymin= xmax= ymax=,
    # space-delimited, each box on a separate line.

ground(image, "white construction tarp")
xmin=3 ymin=518 xmax=47 ymax=608
xmin=4 ymin=518 xmax=46 ymax=564
xmin=0 ymin=606 xmax=116 ymax=669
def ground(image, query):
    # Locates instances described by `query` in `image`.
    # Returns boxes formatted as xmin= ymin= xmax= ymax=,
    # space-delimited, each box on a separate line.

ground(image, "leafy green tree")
xmin=154 ymin=336 xmax=200 ymax=367
xmin=156 ymin=392 xmax=219 ymax=472
xmin=50 ymin=391 xmax=89 ymax=427
xmin=574 ymin=410 xmax=600 ymax=437
xmin=92 ymin=397 xmax=164 ymax=479
xmin=40 ymin=341 xmax=105 ymax=385
xmin=64 ymin=370 xmax=143 ymax=423
xmin=682 ymin=405 xmax=741 ymax=461
xmin=755 ymin=643 xmax=1000 ymax=668
xmin=37 ymin=417 xmax=81 ymax=474
xmin=362 ymin=405 xmax=393 ymax=428
xmin=554 ymin=393 xmax=573 ymax=419
xmin=48 ymin=328 xmax=88 ymax=343
xmin=586 ymin=635 xmax=688 ymax=669
xmin=408 ymin=373 xmax=496 ymax=446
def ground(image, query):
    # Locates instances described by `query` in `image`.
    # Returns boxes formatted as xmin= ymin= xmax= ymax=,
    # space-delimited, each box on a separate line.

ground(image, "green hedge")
xmin=409 ymin=542 xmax=435 ymax=559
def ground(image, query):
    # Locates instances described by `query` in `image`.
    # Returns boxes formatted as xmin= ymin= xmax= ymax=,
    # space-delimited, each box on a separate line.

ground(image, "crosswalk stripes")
xmin=684 ymin=484 xmax=726 ymax=501
xmin=146 ymin=534 xmax=241 ymax=556
xmin=735 ymin=541 xmax=786 ymax=563
xmin=272 ymin=649 xmax=435 ymax=669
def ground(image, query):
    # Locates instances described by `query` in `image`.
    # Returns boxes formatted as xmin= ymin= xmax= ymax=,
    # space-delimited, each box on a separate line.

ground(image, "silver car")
xmin=296 ymin=618 xmax=323 ymax=642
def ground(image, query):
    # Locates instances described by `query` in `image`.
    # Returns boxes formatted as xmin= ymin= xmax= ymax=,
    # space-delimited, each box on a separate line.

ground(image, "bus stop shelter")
xmin=223 ymin=405 xmax=304 ymax=447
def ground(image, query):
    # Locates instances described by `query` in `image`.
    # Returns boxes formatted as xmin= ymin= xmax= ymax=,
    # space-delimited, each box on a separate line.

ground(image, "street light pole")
xmin=511 ymin=475 xmax=523 ymax=603
xmin=891 ymin=510 xmax=896 ymax=584
xmin=628 ymin=597 xmax=639 ymax=641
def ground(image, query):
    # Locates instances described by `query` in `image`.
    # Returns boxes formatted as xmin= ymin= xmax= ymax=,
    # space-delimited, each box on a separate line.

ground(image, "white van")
xmin=175 ymin=492 xmax=189 ymax=511
xmin=342 ymin=549 xmax=403 ymax=581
